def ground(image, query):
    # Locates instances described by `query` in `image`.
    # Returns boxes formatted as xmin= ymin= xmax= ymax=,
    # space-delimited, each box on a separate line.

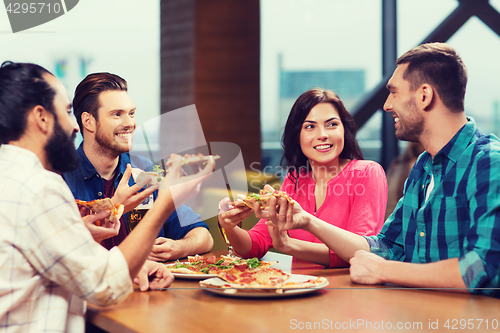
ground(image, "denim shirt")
xmin=63 ymin=144 xmax=208 ymax=241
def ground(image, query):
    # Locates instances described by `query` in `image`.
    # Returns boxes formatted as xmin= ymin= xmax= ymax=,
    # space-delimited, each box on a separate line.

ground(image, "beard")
xmin=394 ymin=97 xmax=424 ymax=142
xmin=45 ymin=118 xmax=80 ymax=173
xmin=95 ymin=122 xmax=132 ymax=159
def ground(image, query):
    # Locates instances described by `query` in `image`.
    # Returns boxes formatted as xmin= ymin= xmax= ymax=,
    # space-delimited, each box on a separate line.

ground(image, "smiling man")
xmin=0 ymin=61 xmax=213 ymax=332
xmin=63 ymin=72 xmax=213 ymax=261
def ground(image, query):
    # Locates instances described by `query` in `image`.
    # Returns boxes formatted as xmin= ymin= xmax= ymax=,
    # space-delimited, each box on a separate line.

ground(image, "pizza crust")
xmin=75 ymin=198 xmax=124 ymax=228
xmin=232 ymin=189 xmax=294 ymax=210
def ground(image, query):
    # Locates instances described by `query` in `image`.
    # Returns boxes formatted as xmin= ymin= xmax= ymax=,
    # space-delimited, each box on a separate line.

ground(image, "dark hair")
xmin=396 ymin=42 xmax=467 ymax=112
xmin=0 ymin=61 xmax=56 ymax=144
xmin=281 ymin=88 xmax=363 ymax=190
xmin=73 ymin=72 xmax=127 ymax=133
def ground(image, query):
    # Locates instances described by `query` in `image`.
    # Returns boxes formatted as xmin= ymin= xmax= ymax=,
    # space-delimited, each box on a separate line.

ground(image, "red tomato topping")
xmin=206 ymin=256 xmax=217 ymax=264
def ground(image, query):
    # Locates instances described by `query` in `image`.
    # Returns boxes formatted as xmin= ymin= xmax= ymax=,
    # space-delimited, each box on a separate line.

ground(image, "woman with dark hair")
xmin=218 ymin=89 xmax=387 ymax=267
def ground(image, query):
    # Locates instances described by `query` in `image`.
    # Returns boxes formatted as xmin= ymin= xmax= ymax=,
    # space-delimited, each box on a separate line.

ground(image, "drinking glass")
xmin=217 ymin=220 xmax=242 ymax=257
xmin=126 ymin=208 xmax=148 ymax=232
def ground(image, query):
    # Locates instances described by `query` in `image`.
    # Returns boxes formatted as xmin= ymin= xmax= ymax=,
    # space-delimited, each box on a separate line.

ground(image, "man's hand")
xmin=349 ymin=250 xmax=386 ymax=285
xmin=133 ymin=260 xmax=175 ymax=291
xmin=147 ymin=237 xmax=180 ymax=262
xmin=218 ymin=197 xmax=252 ymax=230
xmin=112 ymin=164 xmax=159 ymax=213
xmin=157 ymin=154 xmax=214 ymax=206
xmin=257 ymin=195 xmax=310 ymax=232
xmin=80 ymin=207 xmax=120 ymax=243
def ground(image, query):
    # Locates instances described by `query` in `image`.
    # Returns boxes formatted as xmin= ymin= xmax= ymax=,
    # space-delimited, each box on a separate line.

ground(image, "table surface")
xmin=87 ymin=251 xmax=500 ymax=333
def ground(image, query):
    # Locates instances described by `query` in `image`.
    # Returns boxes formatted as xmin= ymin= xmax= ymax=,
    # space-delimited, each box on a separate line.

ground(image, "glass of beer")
xmin=126 ymin=194 xmax=153 ymax=232
xmin=126 ymin=208 xmax=148 ymax=232
xmin=217 ymin=220 xmax=242 ymax=257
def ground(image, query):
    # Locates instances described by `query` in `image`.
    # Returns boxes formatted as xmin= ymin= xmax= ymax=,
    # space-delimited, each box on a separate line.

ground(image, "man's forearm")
xmin=175 ymin=227 xmax=214 ymax=258
xmin=305 ymin=215 xmax=370 ymax=262
xmin=380 ymin=258 xmax=468 ymax=291
xmin=119 ymin=203 xmax=175 ymax=279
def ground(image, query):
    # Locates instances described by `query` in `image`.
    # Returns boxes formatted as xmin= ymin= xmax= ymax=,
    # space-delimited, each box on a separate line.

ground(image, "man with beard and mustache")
xmin=0 ymin=62 xmax=212 ymax=331
xmin=63 ymin=72 xmax=213 ymax=261
xmin=259 ymin=42 xmax=500 ymax=297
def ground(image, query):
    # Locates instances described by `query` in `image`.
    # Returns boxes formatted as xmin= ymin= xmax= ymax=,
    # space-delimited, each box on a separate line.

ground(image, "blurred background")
xmin=2 ymin=0 xmax=500 ymax=248
xmin=1 ymin=0 xmax=499 ymax=170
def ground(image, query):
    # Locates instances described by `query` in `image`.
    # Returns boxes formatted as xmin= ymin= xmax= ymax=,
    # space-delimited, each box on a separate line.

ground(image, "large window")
xmin=261 ymin=0 xmax=381 ymax=170
xmin=0 ymin=0 xmax=160 ymax=150
xmin=261 ymin=0 xmax=500 ymax=171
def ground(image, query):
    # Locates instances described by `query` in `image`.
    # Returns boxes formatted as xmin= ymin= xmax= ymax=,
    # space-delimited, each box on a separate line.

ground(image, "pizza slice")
xmin=232 ymin=189 xmax=294 ymax=210
xmin=75 ymin=198 xmax=124 ymax=228
xmin=165 ymin=153 xmax=220 ymax=169
xmin=200 ymin=275 xmax=328 ymax=292
xmin=214 ymin=266 xmax=291 ymax=287
xmin=166 ymin=255 xmax=275 ymax=275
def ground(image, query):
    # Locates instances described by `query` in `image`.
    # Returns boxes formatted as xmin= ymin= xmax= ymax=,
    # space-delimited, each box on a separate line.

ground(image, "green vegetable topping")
xmin=153 ymin=165 xmax=165 ymax=176
xmin=246 ymin=258 xmax=260 ymax=269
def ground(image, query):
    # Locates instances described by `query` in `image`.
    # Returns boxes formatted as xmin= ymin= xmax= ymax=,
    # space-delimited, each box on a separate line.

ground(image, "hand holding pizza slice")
xmin=76 ymin=198 xmax=124 ymax=228
xmin=165 ymin=153 xmax=220 ymax=171
xmin=232 ymin=189 xmax=294 ymax=211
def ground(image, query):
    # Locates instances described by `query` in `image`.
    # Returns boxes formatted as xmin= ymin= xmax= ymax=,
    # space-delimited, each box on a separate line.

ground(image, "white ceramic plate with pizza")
xmin=164 ymin=262 xmax=217 ymax=280
xmin=199 ymin=274 xmax=329 ymax=298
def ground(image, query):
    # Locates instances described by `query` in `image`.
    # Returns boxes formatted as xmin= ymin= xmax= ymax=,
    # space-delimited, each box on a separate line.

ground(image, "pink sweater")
xmin=241 ymin=160 xmax=388 ymax=267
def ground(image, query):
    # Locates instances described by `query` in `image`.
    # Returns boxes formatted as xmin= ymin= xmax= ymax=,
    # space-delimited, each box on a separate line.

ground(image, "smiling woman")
xmin=218 ymin=88 xmax=388 ymax=268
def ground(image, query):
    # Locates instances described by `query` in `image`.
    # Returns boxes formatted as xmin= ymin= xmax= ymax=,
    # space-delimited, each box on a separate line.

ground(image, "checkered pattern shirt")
xmin=366 ymin=118 xmax=500 ymax=296
xmin=0 ymin=145 xmax=133 ymax=333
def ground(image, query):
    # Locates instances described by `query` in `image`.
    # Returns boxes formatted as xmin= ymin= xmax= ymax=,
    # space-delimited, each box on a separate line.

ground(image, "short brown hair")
xmin=396 ymin=42 xmax=467 ymax=112
xmin=73 ymin=72 xmax=127 ymax=133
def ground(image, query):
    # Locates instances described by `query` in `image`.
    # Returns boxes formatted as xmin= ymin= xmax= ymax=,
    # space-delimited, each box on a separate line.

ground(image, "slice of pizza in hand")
xmin=75 ymin=198 xmax=124 ymax=228
xmin=132 ymin=165 xmax=165 ymax=188
xmin=232 ymin=189 xmax=294 ymax=210
xmin=165 ymin=153 xmax=220 ymax=172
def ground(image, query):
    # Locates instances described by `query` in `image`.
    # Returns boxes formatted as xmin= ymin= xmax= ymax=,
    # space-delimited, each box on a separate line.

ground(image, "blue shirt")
xmin=366 ymin=118 xmax=500 ymax=296
xmin=62 ymin=144 xmax=208 ymax=246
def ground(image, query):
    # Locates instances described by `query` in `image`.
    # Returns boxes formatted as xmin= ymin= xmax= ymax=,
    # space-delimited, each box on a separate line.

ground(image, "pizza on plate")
xmin=200 ymin=268 xmax=328 ymax=291
xmin=75 ymin=198 xmax=124 ymax=228
xmin=166 ymin=255 xmax=274 ymax=275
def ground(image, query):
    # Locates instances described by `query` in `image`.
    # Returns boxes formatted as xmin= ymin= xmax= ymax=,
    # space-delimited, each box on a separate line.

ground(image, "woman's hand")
xmin=218 ymin=197 xmax=252 ymax=230
xmin=257 ymin=196 xmax=311 ymax=232
xmin=157 ymin=154 xmax=214 ymax=206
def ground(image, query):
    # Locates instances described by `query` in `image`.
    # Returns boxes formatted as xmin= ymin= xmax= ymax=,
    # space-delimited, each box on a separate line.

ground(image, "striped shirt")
xmin=366 ymin=118 xmax=500 ymax=296
xmin=0 ymin=145 xmax=133 ymax=333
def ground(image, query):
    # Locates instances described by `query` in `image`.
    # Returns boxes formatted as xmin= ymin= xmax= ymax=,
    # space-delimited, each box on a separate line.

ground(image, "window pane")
xmin=0 ymin=1 xmax=160 ymax=150
xmin=261 ymin=0 xmax=382 ymax=171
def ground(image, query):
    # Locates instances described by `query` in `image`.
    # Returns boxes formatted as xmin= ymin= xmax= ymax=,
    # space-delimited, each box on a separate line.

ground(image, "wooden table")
xmin=87 ymin=251 xmax=500 ymax=332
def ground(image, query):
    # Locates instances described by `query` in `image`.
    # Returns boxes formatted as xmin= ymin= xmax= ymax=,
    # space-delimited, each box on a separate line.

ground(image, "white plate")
xmin=200 ymin=274 xmax=329 ymax=298
xmin=165 ymin=263 xmax=216 ymax=280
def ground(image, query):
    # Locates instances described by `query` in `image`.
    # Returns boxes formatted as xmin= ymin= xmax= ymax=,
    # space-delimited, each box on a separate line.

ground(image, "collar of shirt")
xmin=76 ymin=143 xmax=129 ymax=187
xmin=0 ymin=144 xmax=44 ymax=170
xmin=418 ymin=117 xmax=477 ymax=182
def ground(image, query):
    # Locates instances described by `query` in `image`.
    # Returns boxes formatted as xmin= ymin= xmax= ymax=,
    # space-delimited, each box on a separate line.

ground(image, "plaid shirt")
xmin=0 ymin=145 xmax=133 ymax=333
xmin=366 ymin=118 xmax=500 ymax=296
